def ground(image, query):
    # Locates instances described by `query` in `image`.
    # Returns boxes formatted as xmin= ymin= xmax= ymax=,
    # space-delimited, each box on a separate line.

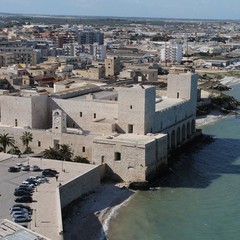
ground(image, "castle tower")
xmin=52 ymin=109 xmax=67 ymax=133
xmin=117 ymin=85 xmax=156 ymax=135
xmin=167 ymin=72 xmax=198 ymax=114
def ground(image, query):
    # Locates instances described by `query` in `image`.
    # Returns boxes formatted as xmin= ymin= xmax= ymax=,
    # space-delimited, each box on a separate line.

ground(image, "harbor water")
xmin=107 ymin=85 xmax=240 ymax=240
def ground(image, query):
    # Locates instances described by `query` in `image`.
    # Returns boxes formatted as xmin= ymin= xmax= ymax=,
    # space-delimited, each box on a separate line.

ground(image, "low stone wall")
xmin=59 ymin=165 xmax=102 ymax=209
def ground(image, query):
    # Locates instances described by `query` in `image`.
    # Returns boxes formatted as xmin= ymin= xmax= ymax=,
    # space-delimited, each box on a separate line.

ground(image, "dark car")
xmin=14 ymin=190 xmax=32 ymax=197
xmin=8 ymin=167 xmax=20 ymax=172
xmin=18 ymin=184 xmax=35 ymax=190
xmin=11 ymin=204 xmax=32 ymax=213
xmin=15 ymin=196 xmax=33 ymax=203
xmin=42 ymin=169 xmax=58 ymax=177
xmin=15 ymin=187 xmax=34 ymax=193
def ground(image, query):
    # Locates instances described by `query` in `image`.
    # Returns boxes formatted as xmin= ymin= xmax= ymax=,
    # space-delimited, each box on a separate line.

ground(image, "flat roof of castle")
xmin=156 ymin=97 xmax=185 ymax=111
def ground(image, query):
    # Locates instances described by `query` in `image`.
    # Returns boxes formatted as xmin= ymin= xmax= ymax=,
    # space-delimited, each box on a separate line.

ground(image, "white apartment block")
xmin=63 ymin=43 xmax=106 ymax=60
xmin=0 ymin=72 xmax=198 ymax=182
xmin=160 ymin=43 xmax=183 ymax=63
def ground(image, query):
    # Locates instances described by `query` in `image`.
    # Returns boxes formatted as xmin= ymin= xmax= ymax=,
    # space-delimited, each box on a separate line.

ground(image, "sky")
xmin=0 ymin=0 xmax=239 ymax=20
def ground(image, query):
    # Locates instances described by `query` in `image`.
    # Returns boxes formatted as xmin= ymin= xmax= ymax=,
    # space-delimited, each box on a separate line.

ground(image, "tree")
xmin=43 ymin=147 xmax=60 ymax=160
xmin=0 ymin=133 xmax=15 ymax=153
xmin=59 ymin=144 xmax=73 ymax=161
xmin=73 ymin=156 xmax=90 ymax=164
xmin=8 ymin=146 xmax=21 ymax=155
xmin=20 ymin=131 xmax=33 ymax=150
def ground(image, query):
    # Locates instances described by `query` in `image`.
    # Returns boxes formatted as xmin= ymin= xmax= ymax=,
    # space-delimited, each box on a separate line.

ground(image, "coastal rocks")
xmin=207 ymin=83 xmax=231 ymax=91
xmin=128 ymin=181 xmax=150 ymax=190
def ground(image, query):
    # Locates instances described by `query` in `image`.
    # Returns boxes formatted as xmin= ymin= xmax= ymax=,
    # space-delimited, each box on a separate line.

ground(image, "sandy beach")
xmin=63 ymin=183 xmax=135 ymax=240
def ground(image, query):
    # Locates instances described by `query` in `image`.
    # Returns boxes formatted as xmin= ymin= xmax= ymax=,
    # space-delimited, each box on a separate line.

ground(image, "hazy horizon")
xmin=0 ymin=0 xmax=239 ymax=21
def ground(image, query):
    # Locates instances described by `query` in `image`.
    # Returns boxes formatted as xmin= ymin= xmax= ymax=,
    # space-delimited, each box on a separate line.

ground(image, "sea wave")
xmin=196 ymin=111 xmax=225 ymax=127
xmin=99 ymin=194 xmax=134 ymax=240
xmin=220 ymin=77 xmax=240 ymax=86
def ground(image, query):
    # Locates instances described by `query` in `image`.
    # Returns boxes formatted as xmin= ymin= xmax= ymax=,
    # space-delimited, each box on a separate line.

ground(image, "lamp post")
xmin=34 ymin=209 xmax=37 ymax=227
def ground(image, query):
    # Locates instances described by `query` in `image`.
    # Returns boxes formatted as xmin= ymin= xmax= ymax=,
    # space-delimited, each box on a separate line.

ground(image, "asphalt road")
xmin=0 ymin=156 xmax=42 ymax=223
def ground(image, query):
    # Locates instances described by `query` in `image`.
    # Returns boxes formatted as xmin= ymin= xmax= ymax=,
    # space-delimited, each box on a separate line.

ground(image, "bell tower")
xmin=52 ymin=109 xmax=67 ymax=133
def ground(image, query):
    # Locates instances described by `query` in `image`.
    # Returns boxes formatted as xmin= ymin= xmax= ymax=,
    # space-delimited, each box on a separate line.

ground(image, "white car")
xmin=30 ymin=165 xmax=40 ymax=171
xmin=21 ymin=181 xmax=35 ymax=188
xmin=10 ymin=207 xmax=29 ymax=214
xmin=36 ymin=176 xmax=48 ymax=184
xmin=21 ymin=165 xmax=30 ymax=171
xmin=13 ymin=215 xmax=31 ymax=223
xmin=12 ymin=211 xmax=30 ymax=218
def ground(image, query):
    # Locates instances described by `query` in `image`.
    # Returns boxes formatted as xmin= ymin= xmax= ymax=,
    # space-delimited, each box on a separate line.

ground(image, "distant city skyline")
xmin=0 ymin=0 xmax=239 ymax=20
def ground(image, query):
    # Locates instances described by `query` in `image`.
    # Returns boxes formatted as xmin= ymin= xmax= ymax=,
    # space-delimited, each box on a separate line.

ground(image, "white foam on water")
xmin=99 ymin=194 xmax=134 ymax=240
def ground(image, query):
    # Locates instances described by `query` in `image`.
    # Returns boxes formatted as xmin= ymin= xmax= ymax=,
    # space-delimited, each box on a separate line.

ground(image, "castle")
xmin=0 ymin=72 xmax=198 ymax=182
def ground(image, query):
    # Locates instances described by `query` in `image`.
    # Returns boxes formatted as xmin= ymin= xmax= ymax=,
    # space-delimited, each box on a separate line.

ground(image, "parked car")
xmin=15 ymin=187 xmax=34 ymax=193
xmin=11 ymin=211 xmax=30 ymax=218
xmin=21 ymin=165 xmax=30 ymax=171
xmin=12 ymin=215 xmax=31 ymax=223
xmin=15 ymin=196 xmax=33 ymax=203
xmin=8 ymin=167 xmax=20 ymax=172
xmin=42 ymin=169 xmax=59 ymax=177
xmin=11 ymin=204 xmax=32 ymax=213
xmin=18 ymin=184 xmax=35 ymax=191
xmin=21 ymin=181 xmax=35 ymax=188
xmin=36 ymin=175 xmax=48 ymax=184
xmin=30 ymin=165 xmax=41 ymax=171
xmin=10 ymin=207 xmax=29 ymax=215
xmin=14 ymin=190 xmax=32 ymax=197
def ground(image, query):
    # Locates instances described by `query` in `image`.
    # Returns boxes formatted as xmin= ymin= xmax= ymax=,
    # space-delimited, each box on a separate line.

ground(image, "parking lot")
xmin=0 ymin=155 xmax=43 ymax=223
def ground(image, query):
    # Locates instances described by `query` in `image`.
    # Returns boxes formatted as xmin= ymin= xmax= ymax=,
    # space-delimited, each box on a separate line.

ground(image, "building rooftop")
xmin=94 ymin=133 xmax=166 ymax=146
xmin=156 ymin=97 xmax=185 ymax=111
xmin=0 ymin=219 xmax=49 ymax=240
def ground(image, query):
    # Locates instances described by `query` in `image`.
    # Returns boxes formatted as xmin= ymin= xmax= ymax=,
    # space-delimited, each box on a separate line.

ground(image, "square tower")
xmin=117 ymin=85 xmax=156 ymax=135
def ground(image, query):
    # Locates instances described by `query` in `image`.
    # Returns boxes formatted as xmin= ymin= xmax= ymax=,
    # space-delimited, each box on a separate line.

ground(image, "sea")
xmin=106 ymin=83 xmax=240 ymax=240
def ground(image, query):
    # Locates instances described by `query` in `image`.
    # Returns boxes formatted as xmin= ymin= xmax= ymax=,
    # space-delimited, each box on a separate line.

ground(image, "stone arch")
xmin=177 ymin=127 xmax=181 ymax=145
xmin=171 ymin=130 xmax=176 ymax=149
xmin=182 ymin=124 xmax=186 ymax=141
xmin=191 ymin=119 xmax=195 ymax=134
xmin=187 ymin=122 xmax=191 ymax=138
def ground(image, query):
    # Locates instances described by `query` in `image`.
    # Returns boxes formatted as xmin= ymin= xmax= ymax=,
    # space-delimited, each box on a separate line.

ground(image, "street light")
xmin=34 ymin=209 xmax=37 ymax=227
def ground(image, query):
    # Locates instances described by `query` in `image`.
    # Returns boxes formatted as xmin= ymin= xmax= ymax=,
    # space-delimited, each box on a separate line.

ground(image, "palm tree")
xmin=0 ymin=133 xmax=15 ymax=153
xmin=59 ymin=144 xmax=73 ymax=161
xmin=8 ymin=146 xmax=21 ymax=155
xmin=73 ymin=156 xmax=90 ymax=164
xmin=43 ymin=147 xmax=60 ymax=160
xmin=20 ymin=131 xmax=33 ymax=150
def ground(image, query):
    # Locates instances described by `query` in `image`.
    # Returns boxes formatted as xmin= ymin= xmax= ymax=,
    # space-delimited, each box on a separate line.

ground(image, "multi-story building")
xmin=63 ymin=43 xmax=106 ymax=60
xmin=160 ymin=43 xmax=183 ymax=63
xmin=0 ymin=53 xmax=14 ymax=67
xmin=0 ymin=47 xmax=40 ymax=65
xmin=77 ymin=31 xmax=104 ymax=45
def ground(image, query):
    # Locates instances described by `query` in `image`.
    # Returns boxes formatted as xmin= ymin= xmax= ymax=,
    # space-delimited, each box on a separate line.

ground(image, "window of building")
xmin=177 ymin=92 xmax=180 ymax=98
xmin=80 ymin=112 xmax=82 ymax=117
xmin=101 ymin=156 xmax=104 ymax=164
xmin=82 ymin=146 xmax=85 ymax=152
xmin=115 ymin=152 xmax=121 ymax=161
xmin=94 ymin=113 xmax=96 ymax=119
xmin=128 ymin=124 xmax=133 ymax=133
xmin=38 ymin=141 xmax=41 ymax=147
xmin=130 ymin=105 xmax=132 ymax=109
xmin=15 ymin=119 xmax=18 ymax=127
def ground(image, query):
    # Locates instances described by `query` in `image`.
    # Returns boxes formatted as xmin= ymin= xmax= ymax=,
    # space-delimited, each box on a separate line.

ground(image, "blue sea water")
xmin=107 ymin=85 xmax=240 ymax=240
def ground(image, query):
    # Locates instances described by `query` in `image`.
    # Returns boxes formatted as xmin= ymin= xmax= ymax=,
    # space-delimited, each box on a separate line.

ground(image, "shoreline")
xmin=63 ymin=111 xmax=230 ymax=240
xmin=63 ymin=183 xmax=135 ymax=240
